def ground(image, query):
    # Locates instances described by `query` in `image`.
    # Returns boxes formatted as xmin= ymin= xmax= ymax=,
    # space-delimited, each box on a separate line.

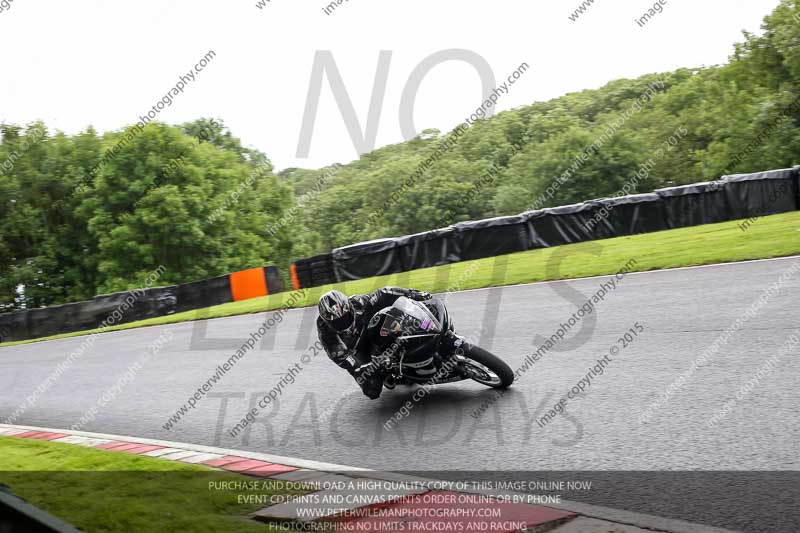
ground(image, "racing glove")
xmin=408 ymin=289 xmax=432 ymax=301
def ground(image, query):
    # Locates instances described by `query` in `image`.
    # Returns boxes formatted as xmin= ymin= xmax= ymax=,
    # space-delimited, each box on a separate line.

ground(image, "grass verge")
xmin=0 ymin=435 xmax=302 ymax=533
xmin=2 ymin=210 xmax=799 ymax=348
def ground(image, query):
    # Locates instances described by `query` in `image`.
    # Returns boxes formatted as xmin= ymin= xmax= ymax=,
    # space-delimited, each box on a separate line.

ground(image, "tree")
xmin=81 ymin=123 xmax=291 ymax=293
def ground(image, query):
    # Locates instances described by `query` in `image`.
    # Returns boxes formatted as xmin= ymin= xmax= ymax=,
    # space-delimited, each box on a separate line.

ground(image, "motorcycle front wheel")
xmin=461 ymin=345 xmax=514 ymax=389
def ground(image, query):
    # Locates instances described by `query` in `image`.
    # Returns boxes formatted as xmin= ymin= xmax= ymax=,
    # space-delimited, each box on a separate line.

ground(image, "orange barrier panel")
xmin=290 ymin=264 xmax=301 ymax=291
xmin=230 ymin=268 xmax=268 ymax=302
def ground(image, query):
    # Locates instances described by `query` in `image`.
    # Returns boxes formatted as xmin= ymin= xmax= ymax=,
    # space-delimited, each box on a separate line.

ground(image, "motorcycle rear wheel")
xmin=462 ymin=345 xmax=514 ymax=389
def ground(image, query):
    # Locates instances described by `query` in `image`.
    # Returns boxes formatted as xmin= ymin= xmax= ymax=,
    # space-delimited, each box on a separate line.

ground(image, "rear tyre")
xmin=462 ymin=345 xmax=514 ymax=389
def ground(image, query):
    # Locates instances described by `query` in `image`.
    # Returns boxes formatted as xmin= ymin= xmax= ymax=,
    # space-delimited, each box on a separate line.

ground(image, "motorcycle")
xmin=364 ymin=296 xmax=514 ymax=391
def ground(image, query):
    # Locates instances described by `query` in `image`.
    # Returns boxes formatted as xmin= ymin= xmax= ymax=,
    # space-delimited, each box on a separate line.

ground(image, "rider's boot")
xmin=354 ymin=362 xmax=384 ymax=399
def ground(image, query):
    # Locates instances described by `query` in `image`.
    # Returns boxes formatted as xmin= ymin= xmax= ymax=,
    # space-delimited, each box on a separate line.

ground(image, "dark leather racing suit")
xmin=317 ymin=287 xmax=432 ymax=399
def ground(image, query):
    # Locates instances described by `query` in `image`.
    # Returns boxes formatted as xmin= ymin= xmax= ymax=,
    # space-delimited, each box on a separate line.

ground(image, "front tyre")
xmin=461 ymin=345 xmax=514 ymax=389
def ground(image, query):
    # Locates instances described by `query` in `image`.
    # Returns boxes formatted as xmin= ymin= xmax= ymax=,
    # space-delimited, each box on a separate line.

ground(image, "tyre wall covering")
xmin=286 ymin=166 xmax=799 ymax=287
xmin=4 ymin=167 xmax=796 ymax=341
xmin=0 ymin=266 xmax=284 ymax=342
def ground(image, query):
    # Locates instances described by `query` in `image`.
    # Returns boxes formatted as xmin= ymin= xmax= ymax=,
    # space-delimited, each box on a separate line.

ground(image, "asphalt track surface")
xmin=2 ymin=256 xmax=800 ymax=531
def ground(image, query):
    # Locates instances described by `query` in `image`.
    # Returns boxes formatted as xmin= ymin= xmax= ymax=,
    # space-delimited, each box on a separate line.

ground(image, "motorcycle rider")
xmin=317 ymin=287 xmax=435 ymax=399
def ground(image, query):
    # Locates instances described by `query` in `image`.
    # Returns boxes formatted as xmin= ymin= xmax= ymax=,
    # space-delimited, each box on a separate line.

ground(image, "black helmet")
xmin=318 ymin=290 xmax=354 ymax=332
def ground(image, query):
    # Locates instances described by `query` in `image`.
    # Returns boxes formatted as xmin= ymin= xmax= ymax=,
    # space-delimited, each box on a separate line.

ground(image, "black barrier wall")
xmin=4 ymin=167 xmax=798 ymax=341
xmin=0 ymin=266 xmax=283 ymax=342
xmin=1 ymin=287 xmax=179 ymax=343
xmin=293 ymin=253 xmax=336 ymax=288
xmin=316 ymin=166 xmax=799 ymax=285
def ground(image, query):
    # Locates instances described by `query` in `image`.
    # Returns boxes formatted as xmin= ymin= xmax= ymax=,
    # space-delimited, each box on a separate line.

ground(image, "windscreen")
xmin=379 ymin=297 xmax=442 ymax=337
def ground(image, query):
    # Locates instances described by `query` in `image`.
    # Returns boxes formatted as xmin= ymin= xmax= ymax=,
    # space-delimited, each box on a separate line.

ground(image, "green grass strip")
xmin=2 ymin=211 xmax=799 ymax=348
xmin=0 ymin=435 xmax=304 ymax=532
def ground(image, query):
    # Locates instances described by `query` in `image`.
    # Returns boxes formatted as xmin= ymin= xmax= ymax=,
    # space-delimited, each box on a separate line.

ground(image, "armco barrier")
xmin=530 ymin=202 xmax=597 ymax=246
xmin=452 ymin=215 xmax=533 ymax=262
xmin=173 ymin=274 xmax=231 ymax=313
xmin=0 ymin=266 xmax=284 ymax=343
xmin=289 ymin=166 xmax=799 ymax=288
xmin=264 ymin=266 xmax=284 ymax=296
xmin=655 ymin=181 xmax=728 ymax=229
xmin=293 ymin=253 xmax=336 ymax=287
xmin=333 ymin=239 xmax=402 ymax=282
xmin=397 ymin=227 xmax=461 ymax=271
xmin=289 ymin=264 xmax=301 ymax=291
xmin=594 ymin=193 xmax=665 ymax=236
xmin=230 ymin=267 xmax=268 ymax=302
xmin=796 ymin=166 xmax=800 ymax=208
xmin=7 ymin=167 xmax=794 ymax=340
xmin=722 ymin=167 xmax=797 ymax=220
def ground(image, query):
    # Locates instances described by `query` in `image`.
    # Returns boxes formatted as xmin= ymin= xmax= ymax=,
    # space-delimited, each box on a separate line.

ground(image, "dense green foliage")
xmin=0 ymin=436 xmax=303 ymax=533
xmin=2 ymin=1 xmax=799 ymax=310
xmin=283 ymin=1 xmax=800 ymax=252
xmin=0 ymin=120 xmax=294 ymax=311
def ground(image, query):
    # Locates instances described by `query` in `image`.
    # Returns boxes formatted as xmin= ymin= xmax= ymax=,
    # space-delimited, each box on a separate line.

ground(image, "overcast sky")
xmin=0 ymin=0 xmax=782 ymax=171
